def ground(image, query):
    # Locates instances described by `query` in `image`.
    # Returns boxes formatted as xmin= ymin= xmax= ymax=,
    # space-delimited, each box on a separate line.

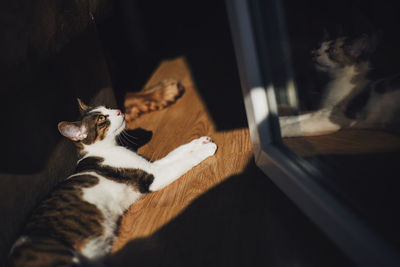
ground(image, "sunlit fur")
xmin=9 ymin=103 xmax=217 ymax=267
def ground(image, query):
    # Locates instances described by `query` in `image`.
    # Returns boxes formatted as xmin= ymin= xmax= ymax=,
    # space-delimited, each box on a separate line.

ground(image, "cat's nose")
xmin=116 ymin=109 xmax=122 ymax=116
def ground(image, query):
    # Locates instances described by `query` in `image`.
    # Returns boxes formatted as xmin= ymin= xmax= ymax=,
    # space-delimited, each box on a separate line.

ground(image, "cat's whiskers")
xmin=121 ymin=131 xmax=138 ymax=145
xmin=119 ymin=132 xmax=138 ymax=146
xmin=117 ymin=135 xmax=127 ymax=148
xmin=121 ymin=130 xmax=138 ymax=140
xmin=117 ymin=134 xmax=129 ymax=147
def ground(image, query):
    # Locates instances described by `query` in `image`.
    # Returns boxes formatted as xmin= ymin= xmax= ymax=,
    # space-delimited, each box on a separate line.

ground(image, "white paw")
xmin=187 ymin=136 xmax=217 ymax=163
xmin=165 ymin=136 xmax=217 ymax=165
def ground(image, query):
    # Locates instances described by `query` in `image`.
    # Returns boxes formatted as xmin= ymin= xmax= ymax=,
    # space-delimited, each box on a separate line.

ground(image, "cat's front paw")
xmin=188 ymin=136 xmax=217 ymax=163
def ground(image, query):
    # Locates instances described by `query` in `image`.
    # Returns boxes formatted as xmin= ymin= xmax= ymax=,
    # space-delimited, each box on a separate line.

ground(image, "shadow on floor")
xmin=305 ymin=150 xmax=400 ymax=252
xmin=108 ymin=160 xmax=353 ymax=267
xmin=117 ymin=128 xmax=153 ymax=152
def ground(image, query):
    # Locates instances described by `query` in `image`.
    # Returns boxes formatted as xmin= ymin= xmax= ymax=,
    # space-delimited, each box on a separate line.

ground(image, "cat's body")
xmin=8 ymin=100 xmax=217 ymax=266
xmin=279 ymin=35 xmax=400 ymax=137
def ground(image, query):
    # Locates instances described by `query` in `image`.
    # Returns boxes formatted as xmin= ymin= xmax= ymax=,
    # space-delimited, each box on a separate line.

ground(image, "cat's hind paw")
xmin=124 ymin=79 xmax=185 ymax=122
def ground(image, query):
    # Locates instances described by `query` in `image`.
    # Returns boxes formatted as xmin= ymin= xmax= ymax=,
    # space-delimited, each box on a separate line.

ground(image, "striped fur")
xmin=8 ymin=99 xmax=217 ymax=266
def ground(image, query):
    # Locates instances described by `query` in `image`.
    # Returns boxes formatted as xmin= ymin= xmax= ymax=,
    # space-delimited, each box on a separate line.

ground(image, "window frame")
xmin=225 ymin=0 xmax=400 ymax=266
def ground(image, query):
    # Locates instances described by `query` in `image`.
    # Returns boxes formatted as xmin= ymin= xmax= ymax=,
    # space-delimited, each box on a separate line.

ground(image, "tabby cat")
xmin=8 ymin=99 xmax=217 ymax=266
xmin=279 ymin=34 xmax=400 ymax=137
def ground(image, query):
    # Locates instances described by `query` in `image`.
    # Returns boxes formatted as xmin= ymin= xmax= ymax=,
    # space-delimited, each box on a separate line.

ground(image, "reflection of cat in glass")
xmin=279 ymin=34 xmax=400 ymax=137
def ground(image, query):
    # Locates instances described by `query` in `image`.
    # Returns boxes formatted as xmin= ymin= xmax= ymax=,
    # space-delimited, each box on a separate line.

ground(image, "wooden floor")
xmin=113 ymin=57 xmax=253 ymax=249
xmin=108 ymin=58 xmax=353 ymax=266
xmin=284 ymin=129 xmax=400 ymax=157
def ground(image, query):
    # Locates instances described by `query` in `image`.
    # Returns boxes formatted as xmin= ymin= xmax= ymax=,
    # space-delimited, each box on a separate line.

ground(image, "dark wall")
xmin=98 ymin=0 xmax=246 ymax=130
xmin=0 ymin=0 xmax=245 ymax=265
xmin=282 ymin=0 xmax=400 ymax=109
xmin=0 ymin=1 xmax=115 ymax=265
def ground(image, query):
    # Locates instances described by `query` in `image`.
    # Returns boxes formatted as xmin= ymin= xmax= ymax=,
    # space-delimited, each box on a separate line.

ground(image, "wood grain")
xmin=284 ymin=129 xmax=400 ymax=157
xmin=113 ymin=57 xmax=253 ymax=250
xmin=109 ymin=57 xmax=353 ymax=267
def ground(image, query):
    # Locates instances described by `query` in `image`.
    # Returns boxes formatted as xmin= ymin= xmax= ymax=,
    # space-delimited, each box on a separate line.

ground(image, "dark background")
xmin=0 ymin=1 xmax=249 ymax=265
xmin=282 ymin=0 xmax=400 ymax=110
xmin=281 ymin=0 xmax=400 ymax=253
xmin=0 ymin=0 xmax=245 ymax=174
xmin=97 ymin=0 xmax=246 ymax=130
xmin=4 ymin=0 xmax=397 ymax=266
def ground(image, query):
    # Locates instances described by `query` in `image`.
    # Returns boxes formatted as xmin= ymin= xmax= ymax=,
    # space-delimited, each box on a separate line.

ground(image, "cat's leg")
xmin=279 ymin=108 xmax=349 ymax=137
xmin=149 ymin=137 xmax=217 ymax=191
xmin=124 ymin=79 xmax=184 ymax=121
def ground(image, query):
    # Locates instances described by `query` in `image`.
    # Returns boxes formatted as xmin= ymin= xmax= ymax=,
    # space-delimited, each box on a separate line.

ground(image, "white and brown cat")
xmin=8 ymin=99 xmax=217 ymax=267
xmin=279 ymin=34 xmax=400 ymax=137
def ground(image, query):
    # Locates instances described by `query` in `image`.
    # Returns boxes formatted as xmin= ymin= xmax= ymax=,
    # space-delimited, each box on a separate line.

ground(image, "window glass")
xmin=264 ymin=0 xmax=400 ymax=251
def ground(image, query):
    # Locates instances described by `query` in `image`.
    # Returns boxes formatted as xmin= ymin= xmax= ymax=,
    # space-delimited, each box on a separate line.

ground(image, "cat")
xmin=279 ymin=34 xmax=400 ymax=137
xmin=8 ymin=98 xmax=217 ymax=267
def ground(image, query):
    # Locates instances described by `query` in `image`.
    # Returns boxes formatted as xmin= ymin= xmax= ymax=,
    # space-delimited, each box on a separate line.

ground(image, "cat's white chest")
xmin=80 ymin=172 xmax=141 ymax=259
xmin=321 ymin=66 xmax=358 ymax=108
xmin=82 ymin=173 xmax=140 ymax=214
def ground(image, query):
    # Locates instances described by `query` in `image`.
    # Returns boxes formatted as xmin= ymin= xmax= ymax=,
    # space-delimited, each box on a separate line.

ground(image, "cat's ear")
xmin=58 ymin=121 xmax=88 ymax=141
xmin=349 ymin=34 xmax=371 ymax=58
xmin=77 ymin=98 xmax=90 ymax=115
xmin=350 ymin=33 xmax=380 ymax=58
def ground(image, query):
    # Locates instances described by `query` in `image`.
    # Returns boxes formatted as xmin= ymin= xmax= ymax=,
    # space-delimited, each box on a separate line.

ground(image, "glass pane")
xmin=264 ymin=0 xmax=400 ymax=252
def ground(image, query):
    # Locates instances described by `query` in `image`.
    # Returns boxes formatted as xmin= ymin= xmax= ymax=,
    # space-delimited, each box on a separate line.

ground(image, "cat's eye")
xmin=98 ymin=115 xmax=106 ymax=122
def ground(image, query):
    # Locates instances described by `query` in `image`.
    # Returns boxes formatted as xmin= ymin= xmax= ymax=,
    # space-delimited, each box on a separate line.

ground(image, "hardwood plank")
xmin=113 ymin=57 xmax=253 ymax=250
xmin=110 ymin=57 xmax=353 ymax=267
xmin=284 ymin=129 xmax=400 ymax=157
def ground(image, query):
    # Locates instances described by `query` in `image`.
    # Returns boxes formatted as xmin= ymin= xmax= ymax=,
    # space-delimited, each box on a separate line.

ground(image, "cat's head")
xmin=58 ymin=99 xmax=126 ymax=148
xmin=311 ymin=34 xmax=378 ymax=74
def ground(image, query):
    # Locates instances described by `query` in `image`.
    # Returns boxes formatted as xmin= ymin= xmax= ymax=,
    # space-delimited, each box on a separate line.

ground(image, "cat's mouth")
xmin=314 ymin=61 xmax=330 ymax=71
